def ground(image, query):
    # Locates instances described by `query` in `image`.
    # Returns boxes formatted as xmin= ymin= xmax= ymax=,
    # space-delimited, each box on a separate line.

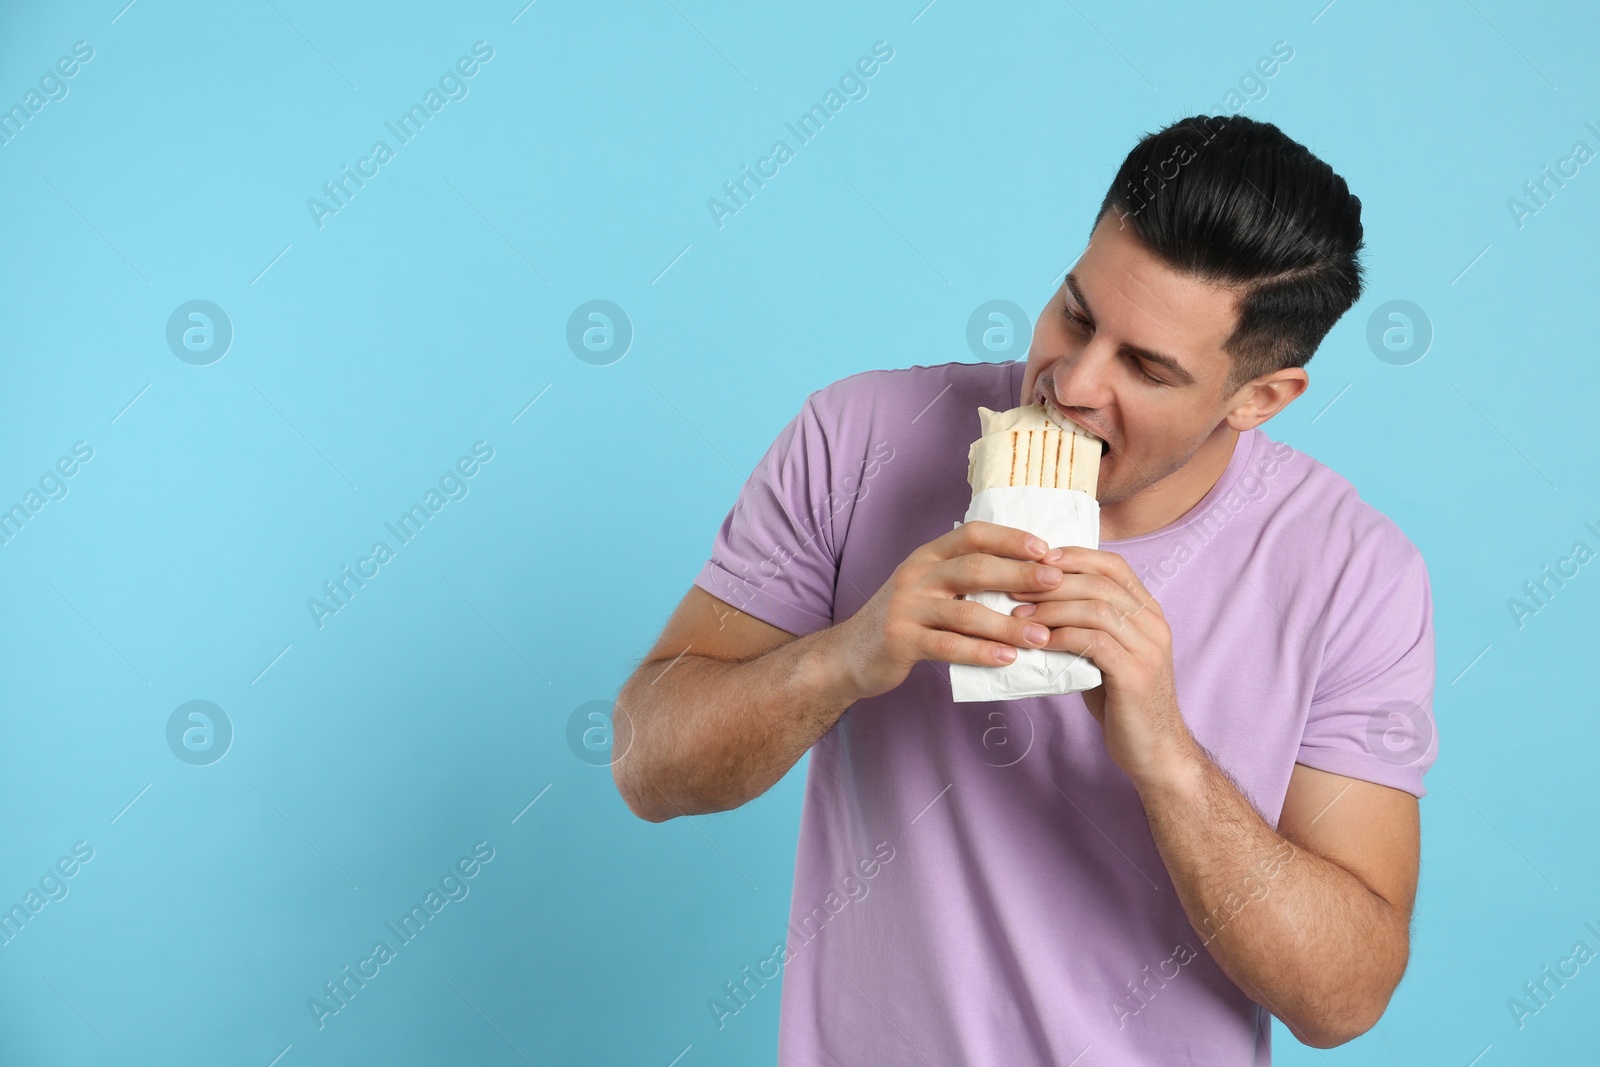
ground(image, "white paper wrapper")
xmin=949 ymin=486 xmax=1103 ymax=702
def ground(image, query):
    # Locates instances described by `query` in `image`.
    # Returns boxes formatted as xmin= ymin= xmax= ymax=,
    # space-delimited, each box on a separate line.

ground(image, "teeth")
xmin=1041 ymin=396 xmax=1101 ymax=444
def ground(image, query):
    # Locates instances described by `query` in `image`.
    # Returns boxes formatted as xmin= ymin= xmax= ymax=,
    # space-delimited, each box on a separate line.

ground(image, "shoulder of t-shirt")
xmin=1265 ymin=430 xmax=1427 ymax=578
xmin=803 ymin=359 xmax=1016 ymax=426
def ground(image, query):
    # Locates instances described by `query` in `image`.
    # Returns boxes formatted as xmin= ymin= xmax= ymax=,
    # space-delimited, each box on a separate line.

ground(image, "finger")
xmin=912 ymin=620 xmax=1035 ymax=668
xmin=931 ymin=552 xmax=1066 ymax=598
xmin=923 ymin=596 xmax=1053 ymax=655
xmin=1010 ymin=573 xmax=1145 ymax=622
xmin=1037 ymin=624 xmax=1134 ymax=670
xmin=1010 ymin=598 xmax=1154 ymax=654
xmin=1034 ymin=546 xmax=1164 ymax=619
xmin=926 ymin=520 xmax=1064 ymax=566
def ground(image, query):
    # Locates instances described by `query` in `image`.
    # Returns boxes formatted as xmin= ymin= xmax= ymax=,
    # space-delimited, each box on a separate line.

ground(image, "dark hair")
xmin=1094 ymin=114 xmax=1365 ymax=396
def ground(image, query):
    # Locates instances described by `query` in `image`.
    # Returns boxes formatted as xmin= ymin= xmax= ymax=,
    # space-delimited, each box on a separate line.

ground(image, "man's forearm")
xmin=613 ymin=626 xmax=856 ymax=822
xmin=1133 ymin=746 xmax=1407 ymax=1048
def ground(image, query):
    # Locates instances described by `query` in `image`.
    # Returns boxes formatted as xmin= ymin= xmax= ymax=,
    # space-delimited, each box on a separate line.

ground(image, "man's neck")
xmin=1100 ymin=424 xmax=1240 ymax=542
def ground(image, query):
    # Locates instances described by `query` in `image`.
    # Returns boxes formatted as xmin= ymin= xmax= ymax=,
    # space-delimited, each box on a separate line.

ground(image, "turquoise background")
xmin=1 ymin=0 xmax=1596 ymax=1063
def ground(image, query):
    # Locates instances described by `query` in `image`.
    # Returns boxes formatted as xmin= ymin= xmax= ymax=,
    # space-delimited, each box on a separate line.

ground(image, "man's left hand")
xmin=1011 ymin=546 xmax=1197 ymax=786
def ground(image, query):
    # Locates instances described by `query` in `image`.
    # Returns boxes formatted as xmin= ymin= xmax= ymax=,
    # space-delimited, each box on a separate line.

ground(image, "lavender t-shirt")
xmin=693 ymin=359 xmax=1437 ymax=1065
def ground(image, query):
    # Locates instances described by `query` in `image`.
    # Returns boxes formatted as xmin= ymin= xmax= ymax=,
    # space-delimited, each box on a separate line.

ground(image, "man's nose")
xmin=1045 ymin=347 xmax=1115 ymax=411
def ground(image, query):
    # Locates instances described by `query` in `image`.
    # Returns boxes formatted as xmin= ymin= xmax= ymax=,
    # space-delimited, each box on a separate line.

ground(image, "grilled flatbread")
xmin=966 ymin=402 xmax=1102 ymax=497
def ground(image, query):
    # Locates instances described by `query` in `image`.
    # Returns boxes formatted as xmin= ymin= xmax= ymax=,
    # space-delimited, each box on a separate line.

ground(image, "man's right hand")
xmin=827 ymin=520 xmax=1065 ymax=702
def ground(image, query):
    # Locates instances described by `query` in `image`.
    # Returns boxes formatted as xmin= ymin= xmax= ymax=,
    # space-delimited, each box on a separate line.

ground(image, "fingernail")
xmin=1013 ymin=603 xmax=1036 ymax=617
xmin=1026 ymin=537 xmax=1048 ymax=555
xmin=1036 ymin=566 xmax=1061 ymax=585
xmin=1024 ymin=624 xmax=1049 ymax=645
xmin=996 ymin=646 xmax=1017 ymax=663
xmin=1044 ymin=548 xmax=1064 ymax=563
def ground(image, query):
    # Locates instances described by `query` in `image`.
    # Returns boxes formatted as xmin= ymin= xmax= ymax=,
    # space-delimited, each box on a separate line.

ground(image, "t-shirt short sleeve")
xmin=1297 ymin=542 xmax=1438 ymax=797
xmin=693 ymin=391 xmax=842 ymax=638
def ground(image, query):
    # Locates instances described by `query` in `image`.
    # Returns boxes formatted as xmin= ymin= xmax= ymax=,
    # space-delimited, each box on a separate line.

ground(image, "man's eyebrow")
xmin=1064 ymin=273 xmax=1199 ymax=386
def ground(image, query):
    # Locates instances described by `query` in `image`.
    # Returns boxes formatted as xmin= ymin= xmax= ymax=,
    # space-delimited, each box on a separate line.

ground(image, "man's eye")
xmin=1136 ymin=364 xmax=1168 ymax=386
xmin=1063 ymin=305 xmax=1166 ymax=385
xmin=1062 ymin=305 xmax=1091 ymax=331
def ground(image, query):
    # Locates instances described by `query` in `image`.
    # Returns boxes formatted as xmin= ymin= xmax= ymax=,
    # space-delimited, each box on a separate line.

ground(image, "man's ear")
xmin=1225 ymin=369 xmax=1309 ymax=431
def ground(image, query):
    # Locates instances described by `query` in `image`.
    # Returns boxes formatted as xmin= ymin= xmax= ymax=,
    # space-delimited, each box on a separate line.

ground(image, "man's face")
xmin=1020 ymin=213 xmax=1253 ymax=506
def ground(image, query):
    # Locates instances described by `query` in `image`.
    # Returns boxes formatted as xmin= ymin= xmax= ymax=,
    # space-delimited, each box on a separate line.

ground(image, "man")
xmin=612 ymin=114 xmax=1436 ymax=1064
